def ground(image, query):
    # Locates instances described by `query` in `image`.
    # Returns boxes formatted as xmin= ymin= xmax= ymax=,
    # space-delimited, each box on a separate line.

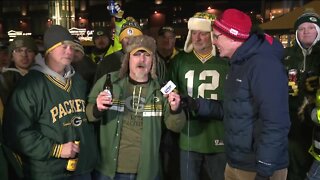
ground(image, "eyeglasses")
xmin=13 ymin=48 xmax=34 ymax=55
xmin=213 ymin=33 xmax=222 ymax=40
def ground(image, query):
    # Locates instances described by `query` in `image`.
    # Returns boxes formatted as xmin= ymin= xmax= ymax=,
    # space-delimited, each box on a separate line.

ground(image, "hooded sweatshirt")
xmin=284 ymin=23 xmax=320 ymax=144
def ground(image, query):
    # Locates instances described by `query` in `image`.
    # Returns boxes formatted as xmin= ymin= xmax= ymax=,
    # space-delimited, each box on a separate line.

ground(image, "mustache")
xmin=136 ymin=62 xmax=147 ymax=68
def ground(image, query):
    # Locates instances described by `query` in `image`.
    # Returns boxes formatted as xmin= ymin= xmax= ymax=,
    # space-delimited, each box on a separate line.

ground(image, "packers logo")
xmin=154 ymin=97 xmax=160 ymax=103
xmin=96 ymin=31 xmax=105 ymax=36
xmin=127 ymin=28 xmax=134 ymax=36
xmin=309 ymin=17 xmax=318 ymax=23
xmin=71 ymin=116 xmax=82 ymax=126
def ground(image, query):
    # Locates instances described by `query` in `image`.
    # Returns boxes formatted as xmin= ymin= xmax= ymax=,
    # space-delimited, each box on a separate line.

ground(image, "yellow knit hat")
xmin=119 ymin=18 xmax=143 ymax=42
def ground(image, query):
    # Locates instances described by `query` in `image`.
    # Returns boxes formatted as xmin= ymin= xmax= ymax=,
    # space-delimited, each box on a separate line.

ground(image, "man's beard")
xmin=135 ymin=63 xmax=149 ymax=80
xmin=135 ymin=71 xmax=147 ymax=80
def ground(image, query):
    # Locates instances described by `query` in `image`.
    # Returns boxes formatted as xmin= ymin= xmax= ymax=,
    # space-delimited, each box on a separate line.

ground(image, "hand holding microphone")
xmin=161 ymin=81 xmax=181 ymax=112
xmin=168 ymin=91 xmax=181 ymax=112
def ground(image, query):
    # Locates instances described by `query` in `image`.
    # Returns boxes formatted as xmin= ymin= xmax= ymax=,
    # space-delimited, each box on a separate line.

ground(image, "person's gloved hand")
xmin=305 ymin=75 xmax=320 ymax=92
xmin=180 ymin=95 xmax=199 ymax=112
xmin=254 ymin=173 xmax=270 ymax=180
xmin=289 ymin=81 xmax=298 ymax=96
xmin=107 ymin=1 xmax=124 ymax=19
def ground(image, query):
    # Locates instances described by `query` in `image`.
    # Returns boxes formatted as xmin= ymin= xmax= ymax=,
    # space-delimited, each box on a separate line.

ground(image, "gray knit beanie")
xmin=44 ymin=25 xmax=74 ymax=55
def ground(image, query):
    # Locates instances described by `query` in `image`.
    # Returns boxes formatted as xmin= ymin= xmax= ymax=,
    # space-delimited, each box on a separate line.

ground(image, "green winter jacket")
xmin=87 ymin=71 xmax=186 ymax=180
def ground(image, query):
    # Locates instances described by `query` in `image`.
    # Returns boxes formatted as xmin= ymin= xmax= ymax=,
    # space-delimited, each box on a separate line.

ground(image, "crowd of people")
xmin=0 ymin=2 xmax=320 ymax=180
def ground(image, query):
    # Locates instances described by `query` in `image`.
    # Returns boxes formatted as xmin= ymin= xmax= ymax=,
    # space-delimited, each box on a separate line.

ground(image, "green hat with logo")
xmin=92 ymin=27 xmax=111 ymax=41
xmin=294 ymin=11 xmax=320 ymax=30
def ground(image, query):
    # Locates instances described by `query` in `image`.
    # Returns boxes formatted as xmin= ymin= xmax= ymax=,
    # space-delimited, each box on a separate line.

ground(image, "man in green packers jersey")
xmin=3 ymin=25 xmax=98 ymax=180
xmin=169 ymin=12 xmax=228 ymax=180
xmin=86 ymin=35 xmax=186 ymax=180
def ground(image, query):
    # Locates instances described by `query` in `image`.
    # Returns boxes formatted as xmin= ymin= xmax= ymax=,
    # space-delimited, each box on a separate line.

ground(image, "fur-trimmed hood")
xmin=119 ymin=35 xmax=158 ymax=80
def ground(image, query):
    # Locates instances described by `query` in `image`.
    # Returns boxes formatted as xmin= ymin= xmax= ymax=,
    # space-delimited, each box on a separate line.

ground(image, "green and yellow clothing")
xmin=86 ymin=71 xmax=186 ymax=180
xmin=89 ymin=19 xmax=125 ymax=64
xmin=284 ymin=41 xmax=320 ymax=180
xmin=117 ymin=83 xmax=148 ymax=173
xmin=3 ymin=56 xmax=98 ymax=180
xmin=0 ymin=68 xmax=26 ymax=180
xmin=170 ymin=51 xmax=229 ymax=153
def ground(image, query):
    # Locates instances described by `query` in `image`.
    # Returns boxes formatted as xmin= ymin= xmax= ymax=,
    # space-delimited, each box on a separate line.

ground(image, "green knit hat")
xmin=92 ymin=27 xmax=111 ymax=41
xmin=294 ymin=11 xmax=320 ymax=30
xmin=9 ymin=35 xmax=38 ymax=54
xmin=44 ymin=25 xmax=75 ymax=55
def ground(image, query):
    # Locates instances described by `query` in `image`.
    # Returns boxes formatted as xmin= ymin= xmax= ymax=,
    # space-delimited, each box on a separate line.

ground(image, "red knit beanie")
xmin=213 ymin=9 xmax=252 ymax=41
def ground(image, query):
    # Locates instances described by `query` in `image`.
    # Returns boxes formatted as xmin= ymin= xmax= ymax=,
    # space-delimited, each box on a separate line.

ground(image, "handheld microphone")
xmin=160 ymin=80 xmax=176 ymax=95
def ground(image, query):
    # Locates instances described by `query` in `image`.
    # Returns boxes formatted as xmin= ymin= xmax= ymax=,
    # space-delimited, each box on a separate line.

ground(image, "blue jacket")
xmin=197 ymin=33 xmax=290 ymax=177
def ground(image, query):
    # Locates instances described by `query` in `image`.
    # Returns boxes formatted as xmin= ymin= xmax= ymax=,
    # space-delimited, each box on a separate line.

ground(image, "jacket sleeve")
xmin=3 ymin=87 xmax=56 ymax=161
xmin=163 ymin=99 xmax=186 ymax=133
xmin=251 ymin=53 xmax=291 ymax=177
xmin=86 ymin=75 xmax=107 ymax=122
xmin=111 ymin=19 xmax=126 ymax=53
xmin=196 ymin=98 xmax=224 ymax=120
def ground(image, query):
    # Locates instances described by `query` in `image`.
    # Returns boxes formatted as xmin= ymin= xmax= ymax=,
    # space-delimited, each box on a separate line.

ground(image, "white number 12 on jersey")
xmin=185 ymin=70 xmax=219 ymax=100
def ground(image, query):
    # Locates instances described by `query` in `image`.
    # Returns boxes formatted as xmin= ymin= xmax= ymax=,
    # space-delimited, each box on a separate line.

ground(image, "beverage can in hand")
xmin=288 ymin=69 xmax=298 ymax=83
